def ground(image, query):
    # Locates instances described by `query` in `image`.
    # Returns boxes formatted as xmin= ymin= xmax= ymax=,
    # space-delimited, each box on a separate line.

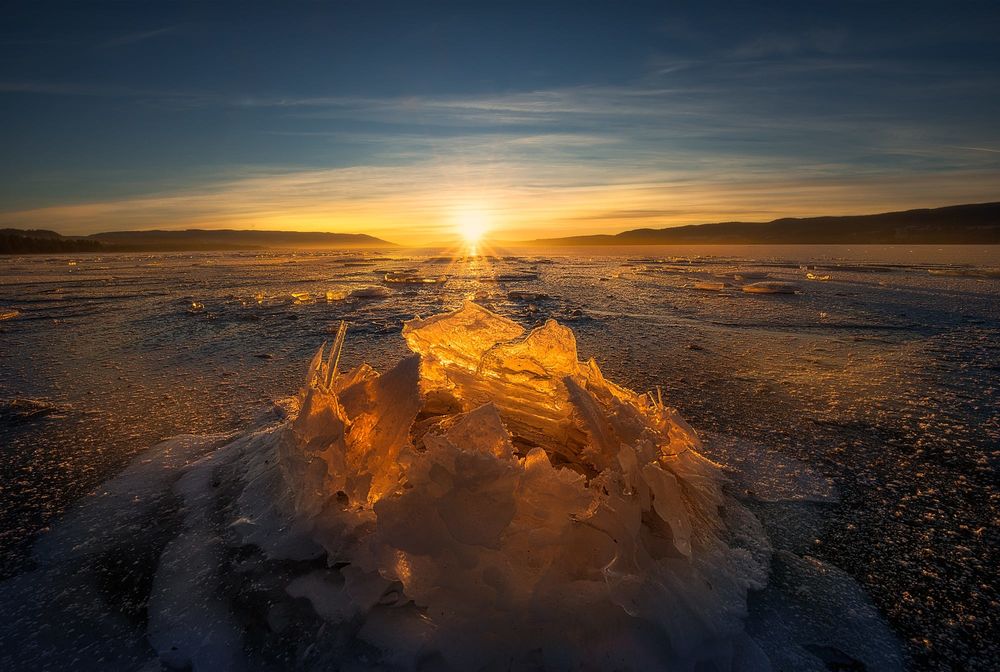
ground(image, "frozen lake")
xmin=1 ymin=245 xmax=997 ymax=670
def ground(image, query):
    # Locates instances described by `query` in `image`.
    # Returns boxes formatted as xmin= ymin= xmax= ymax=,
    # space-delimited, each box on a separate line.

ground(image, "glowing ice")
xmin=243 ymin=302 xmax=770 ymax=669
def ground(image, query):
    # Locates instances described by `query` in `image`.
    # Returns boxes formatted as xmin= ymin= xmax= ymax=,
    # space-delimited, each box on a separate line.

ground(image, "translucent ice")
xmin=239 ymin=302 xmax=771 ymax=669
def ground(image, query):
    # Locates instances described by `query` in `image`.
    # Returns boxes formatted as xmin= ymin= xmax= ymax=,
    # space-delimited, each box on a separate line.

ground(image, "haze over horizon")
xmin=3 ymin=2 xmax=1000 ymax=244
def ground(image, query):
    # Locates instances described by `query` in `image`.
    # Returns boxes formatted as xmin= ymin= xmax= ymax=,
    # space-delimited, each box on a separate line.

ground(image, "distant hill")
xmin=529 ymin=202 xmax=1000 ymax=245
xmin=0 ymin=228 xmax=395 ymax=254
xmin=1 ymin=229 xmax=104 ymax=254
xmin=89 ymin=229 xmax=394 ymax=250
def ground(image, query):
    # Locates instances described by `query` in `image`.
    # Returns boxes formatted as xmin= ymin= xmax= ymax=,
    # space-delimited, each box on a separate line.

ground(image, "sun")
xmin=454 ymin=208 xmax=490 ymax=245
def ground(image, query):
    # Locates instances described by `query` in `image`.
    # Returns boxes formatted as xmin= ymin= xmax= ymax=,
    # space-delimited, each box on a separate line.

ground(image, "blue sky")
xmin=1 ymin=1 xmax=999 ymax=242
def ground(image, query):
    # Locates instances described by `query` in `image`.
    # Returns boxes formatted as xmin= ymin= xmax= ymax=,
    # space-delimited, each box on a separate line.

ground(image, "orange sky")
xmin=4 ymin=5 xmax=1000 ymax=245
xmin=4 ymin=161 xmax=999 ymax=245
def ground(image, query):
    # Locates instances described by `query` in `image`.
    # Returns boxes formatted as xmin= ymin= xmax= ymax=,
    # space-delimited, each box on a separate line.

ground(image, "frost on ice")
xmin=232 ymin=302 xmax=771 ymax=669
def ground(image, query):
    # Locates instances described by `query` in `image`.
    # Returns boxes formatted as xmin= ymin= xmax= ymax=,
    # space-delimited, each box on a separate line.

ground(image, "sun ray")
xmin=453 ymin=206 xmax=492 ymax=254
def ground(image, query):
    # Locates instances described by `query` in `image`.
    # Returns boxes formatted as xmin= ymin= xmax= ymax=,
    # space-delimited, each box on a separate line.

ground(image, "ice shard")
xmin=242 ymin=302 xmax=771 ymax=669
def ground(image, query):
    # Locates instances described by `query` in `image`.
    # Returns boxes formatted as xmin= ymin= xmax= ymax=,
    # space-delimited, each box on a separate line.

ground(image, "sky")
xmin=1 ymin=1 xmax=999 ymax=244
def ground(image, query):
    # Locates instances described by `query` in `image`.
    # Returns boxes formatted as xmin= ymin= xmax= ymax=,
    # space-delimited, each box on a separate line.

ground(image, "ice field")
xmin=0 ymin=245 xmax=997 ymax=670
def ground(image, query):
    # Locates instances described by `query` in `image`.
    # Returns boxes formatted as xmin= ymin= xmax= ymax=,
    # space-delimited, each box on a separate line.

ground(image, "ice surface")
xmin=0 ymin=397 xmax=66 ymax=423
xmin=148 ymin=445 xmax=246 ymax=670
xmin=383 ymin=271 xmax=448 ymax=284
xmin=348 ymin=285 xmax=391 ymax=299
xmin=0 ymin=433 xmax=231 ymax=671
xmin=747 ymin=551 xmax=904 ymax=671
xmin=6 ymin=248 xmax=977 ymax=670
xmin=507 ymin=289 xmax=549 ymax=300
xmin=699 ymin=432 xmax=838 ymax=504
xmin=927 ymin=266 xmax=1000 ymax=278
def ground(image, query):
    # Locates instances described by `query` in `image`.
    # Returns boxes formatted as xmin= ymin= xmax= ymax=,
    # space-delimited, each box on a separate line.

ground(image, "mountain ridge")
xmin=524 ymin=201 xmax=1000 ymax=245
xmin=0 ymin=228 xmax=396 ymax=253
xmin=3 ymin=201 xmax=1000 ymax=254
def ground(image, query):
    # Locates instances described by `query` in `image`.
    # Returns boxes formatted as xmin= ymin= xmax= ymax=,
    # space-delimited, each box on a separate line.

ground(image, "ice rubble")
xmin=226 ymin=302 xmax=771 ymax=669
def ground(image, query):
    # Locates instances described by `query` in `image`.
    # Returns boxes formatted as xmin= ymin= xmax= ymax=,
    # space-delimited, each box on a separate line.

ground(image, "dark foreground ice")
xmin=0 ymin=245 xmax=997 ymax=670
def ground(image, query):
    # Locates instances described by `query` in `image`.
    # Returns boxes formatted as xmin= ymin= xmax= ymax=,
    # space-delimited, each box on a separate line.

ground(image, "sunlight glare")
xmin=455 ymin=208 xmax=491 ymax=245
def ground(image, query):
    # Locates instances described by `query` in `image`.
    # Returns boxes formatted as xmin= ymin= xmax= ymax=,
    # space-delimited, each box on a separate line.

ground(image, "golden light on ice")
xmin=271 ymin=302 xmax=769 ymax=668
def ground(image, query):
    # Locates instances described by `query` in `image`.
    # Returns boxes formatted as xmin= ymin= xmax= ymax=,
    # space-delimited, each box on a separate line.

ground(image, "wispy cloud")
xmin=951 ymin=145 xmax=1000 ymax=154
xmin=2 ymin=157 xmax=998 ymax=243
xmin=2 ymin=56 xmax=997 ymax=242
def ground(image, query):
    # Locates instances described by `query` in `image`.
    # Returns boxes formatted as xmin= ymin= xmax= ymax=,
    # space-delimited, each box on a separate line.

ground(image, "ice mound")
xmin=231 ymin=303 xmax=770 ymax=669
xmin=742 ymin=281 xmax=799 ymax=295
